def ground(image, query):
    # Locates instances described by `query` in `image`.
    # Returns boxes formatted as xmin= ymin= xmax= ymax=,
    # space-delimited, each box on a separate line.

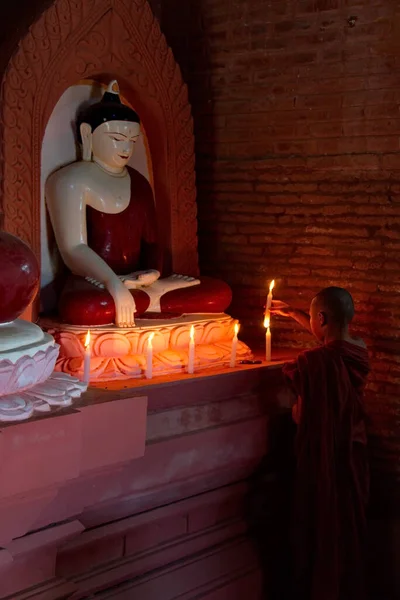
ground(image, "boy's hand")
xmin=270 ymin=300 xmax=292 ymax=317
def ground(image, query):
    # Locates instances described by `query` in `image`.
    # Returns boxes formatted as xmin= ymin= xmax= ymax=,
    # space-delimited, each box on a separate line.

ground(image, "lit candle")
xmin=264 ymin=315 xmax=271 ymax=362
xmin=188 ymin=325 xmax=195 ymax=374
xmin=146 ymin=332 xmax=155 ymax=379
xmin=83 ymin=330 xmax=91 ymax=384
xmin=265 ymin=279 xmax=275 ymax=317
xmin=230 ymin=322 xmax=240 ymax=368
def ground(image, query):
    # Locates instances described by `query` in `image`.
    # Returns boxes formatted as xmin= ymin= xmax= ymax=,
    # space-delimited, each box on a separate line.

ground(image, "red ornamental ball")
xmin=0 ymin=232 xmax=40 ymax=323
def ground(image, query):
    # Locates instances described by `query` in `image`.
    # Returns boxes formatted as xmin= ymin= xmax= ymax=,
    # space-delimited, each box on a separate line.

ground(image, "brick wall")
xmin=159 ymin=0 xmax=400 ymax=508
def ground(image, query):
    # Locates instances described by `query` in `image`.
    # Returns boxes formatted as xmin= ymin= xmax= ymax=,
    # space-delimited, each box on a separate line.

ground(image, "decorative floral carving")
xmin=42 ymin=316 xmax=253 ymax=381
xmin=0 ymin=345 xmax=59 ymax=395
xmin=0 ymin=348 xmax=87 ymax=422
xmin=0 ymin=0 xmax=198 ymax=276
xmin=0 ymin=372 xmax=87 ymax=422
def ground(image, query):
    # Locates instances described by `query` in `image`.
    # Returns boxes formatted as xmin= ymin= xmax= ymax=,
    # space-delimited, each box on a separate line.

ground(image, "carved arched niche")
xmin=0 ymin=0 xmax=198 ymax=284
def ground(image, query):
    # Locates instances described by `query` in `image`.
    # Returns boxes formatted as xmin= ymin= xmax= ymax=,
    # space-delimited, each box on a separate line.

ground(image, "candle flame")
xmin=264 ymin=315 xmax=270 ymax=329
xmin=85 ymin=330 xmax=91 ymax=348
xmin=269 ymin=279 xmax=275 ymax=293
xmin=190 ymin=325 xmax=195 ymax=341
xmin=149 ymin=332 xmax=155 ymax=344
xmin=234 ymin=322 xmax=240 ymax=336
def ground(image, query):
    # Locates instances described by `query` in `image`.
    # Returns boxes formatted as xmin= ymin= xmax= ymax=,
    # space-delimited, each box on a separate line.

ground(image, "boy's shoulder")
xmin=300 ymin=344 xmax=326 ymax=359
xmin=296 ymin=345 xmax=329 ymax=368
xmin=350 ymin=336 xmax=367 ymax=349
xmin=300 ymin=337 xmax=367 ymax=356
xmin=295 ymin=339 xmax=368 ymax=372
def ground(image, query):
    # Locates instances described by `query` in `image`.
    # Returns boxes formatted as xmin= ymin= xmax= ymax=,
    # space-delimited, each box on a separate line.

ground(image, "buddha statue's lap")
xmin=60 ymin=274 xmax=232 ymax=326
xmin=46 ymin=80 xmax=231 ymax=328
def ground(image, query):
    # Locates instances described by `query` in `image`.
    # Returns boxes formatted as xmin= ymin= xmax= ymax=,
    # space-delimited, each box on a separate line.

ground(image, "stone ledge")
xmin=82 ymin=349 xmax=295 ymax=412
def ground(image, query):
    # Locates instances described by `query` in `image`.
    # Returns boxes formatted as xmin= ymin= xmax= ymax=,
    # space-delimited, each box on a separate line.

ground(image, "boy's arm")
xmin=288 ymin=308 xmax=311 ymax=333
xmin=271 ymin=301 xmax=312 ymax=334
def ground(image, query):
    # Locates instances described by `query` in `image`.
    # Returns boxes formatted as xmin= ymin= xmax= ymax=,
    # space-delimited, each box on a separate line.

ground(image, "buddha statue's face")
xmin=82 ymin=120 xmax=141 ymax=169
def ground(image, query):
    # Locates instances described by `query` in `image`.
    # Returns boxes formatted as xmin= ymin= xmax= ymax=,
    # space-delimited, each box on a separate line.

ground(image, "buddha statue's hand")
xmin=107 ymin=278 xmax=136 ymax=327
xmin=121 ymin=270 xmax=160 ymax=289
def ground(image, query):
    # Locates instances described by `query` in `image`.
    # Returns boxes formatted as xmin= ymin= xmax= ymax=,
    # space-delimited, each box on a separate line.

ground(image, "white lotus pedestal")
xmin=41 ymin=314 xmax=253 ymax=382
xmin=0 ymin=320 xmax=87 ymax=421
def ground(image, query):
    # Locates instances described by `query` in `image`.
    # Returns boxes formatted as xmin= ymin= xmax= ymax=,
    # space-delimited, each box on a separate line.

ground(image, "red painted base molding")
xmin=0 ymin=362 xmax=293 ymax=599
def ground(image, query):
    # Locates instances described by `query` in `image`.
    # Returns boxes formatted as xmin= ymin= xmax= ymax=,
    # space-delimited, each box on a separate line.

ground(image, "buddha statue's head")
xmin=77 ymin=80 xmax=141 ymax=170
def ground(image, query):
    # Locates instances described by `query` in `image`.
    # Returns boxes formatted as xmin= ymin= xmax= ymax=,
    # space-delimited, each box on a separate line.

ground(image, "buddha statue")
xmin=45 ymin=81 xmax=231 ymax=328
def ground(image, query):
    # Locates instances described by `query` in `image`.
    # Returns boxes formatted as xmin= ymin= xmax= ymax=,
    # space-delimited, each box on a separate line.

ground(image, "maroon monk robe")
xmin=283 ymin=341 xmax=370 ymax=600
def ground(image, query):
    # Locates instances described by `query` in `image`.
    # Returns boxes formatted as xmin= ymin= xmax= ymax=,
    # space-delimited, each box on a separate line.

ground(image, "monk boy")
xmin=271 ymin=287 xmax=370 ymax=600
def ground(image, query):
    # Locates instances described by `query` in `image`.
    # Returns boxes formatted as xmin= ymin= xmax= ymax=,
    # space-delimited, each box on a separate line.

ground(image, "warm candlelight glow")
xmin=83 ymin=330 xmax=91 ymax=385
xmin=145 ymin=332 xmax=155 ymax=380
xmin=264 ymin=286 xmax=273 ymax=362
xmin=188 ymin=325 xmax=195 ymax=374
xmin=265 ymin=280 xmax=275 ymax=316
xmin=265 ymin=315 xmax=271 ymax=362
xmin=230 ymin=322 xmax=240 ymax=368
xmin=85 ymin=330 xmax=91 ymax=348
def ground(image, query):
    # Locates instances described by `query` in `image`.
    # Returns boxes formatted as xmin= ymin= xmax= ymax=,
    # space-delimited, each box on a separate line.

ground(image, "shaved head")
xmin=313 ymin=287 xmax=355 ymax=327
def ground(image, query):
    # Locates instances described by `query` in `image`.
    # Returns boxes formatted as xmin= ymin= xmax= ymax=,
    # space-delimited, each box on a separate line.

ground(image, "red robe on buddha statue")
xmin=59 ymin=168 xmax=231 ymax=325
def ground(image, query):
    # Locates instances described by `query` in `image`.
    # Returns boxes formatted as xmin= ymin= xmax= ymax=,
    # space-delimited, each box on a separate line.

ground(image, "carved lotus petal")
xmin=48 ymin=372 xmax=87 ymax=397
xmin=64 ymin=383 xmax=87 ymax=398
xmin=58 ymin=332 xmax=84 ymax=358
xmin=91 ymin=358 xmax=124 ymax=381
xmin=31 ymin=399 xmax=52 ymax=412
xmin=196 ymin=344 xmax=226 ymax=362
xmin=202 ymin=321 xmax=228 ymax=344
xmin=217 ymin=341 xmax=252 ymax=358
xmin=0 ymin=362 xmax=13 ymax=392
xmin=237 ymin=341 xmax=253 ymax=359
xmin=24 ymin=373 xmax=87 ymax=406
xmin=25 ymin=386 xmax=70 ymax=406
xmin=136 ymin=330 xmax=167 ymax=354
xmin=151 ymin=330 xmax=168 ymax=353
xmin=35 ymin=345 xmax=59 ymax=380
xmin=0 ymin=394 xmax=34 ymax=421
xmin=170 ymin=325 xmax=201 ymax=349
xmin=45 ymin=373 xmax=86 ymax=398
xmin=29 ymin=380 xmax=68 ymax=397
xmin=156 ymin=349 xmax=185 ymax=369
xmin=93 ymin=332 xmax=131 ymax=358
xmin=50 ymin=372 xmax=82 ymax=385
xmin=5 ymin=356 xmax=37 ymax=394
xmin=116 ymin=356 xmax=142 ymax=377
xmin=56 ymin=356 xmax=82 ymax=376
xmin=125 ymin=331 xmax=140 ymax=354
xmin=90 ymin=356 xmax=110 ymax=377
xmin=0 ymin=366 xmax=85 ymax=421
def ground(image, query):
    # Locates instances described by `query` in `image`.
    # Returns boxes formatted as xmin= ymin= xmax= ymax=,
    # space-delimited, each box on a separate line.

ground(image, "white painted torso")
xmin=47 ymin=161 xmax=131 ymax=216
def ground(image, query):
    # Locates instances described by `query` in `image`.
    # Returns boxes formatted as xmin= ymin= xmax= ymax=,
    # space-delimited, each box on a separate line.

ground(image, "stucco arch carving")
xmin=0 ymin=0 xmax=198 ymax=275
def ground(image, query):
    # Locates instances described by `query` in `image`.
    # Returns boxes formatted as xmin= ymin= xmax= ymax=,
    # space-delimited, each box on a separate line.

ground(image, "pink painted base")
xmin=0 ymin=363 xmax=291 ymax=599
